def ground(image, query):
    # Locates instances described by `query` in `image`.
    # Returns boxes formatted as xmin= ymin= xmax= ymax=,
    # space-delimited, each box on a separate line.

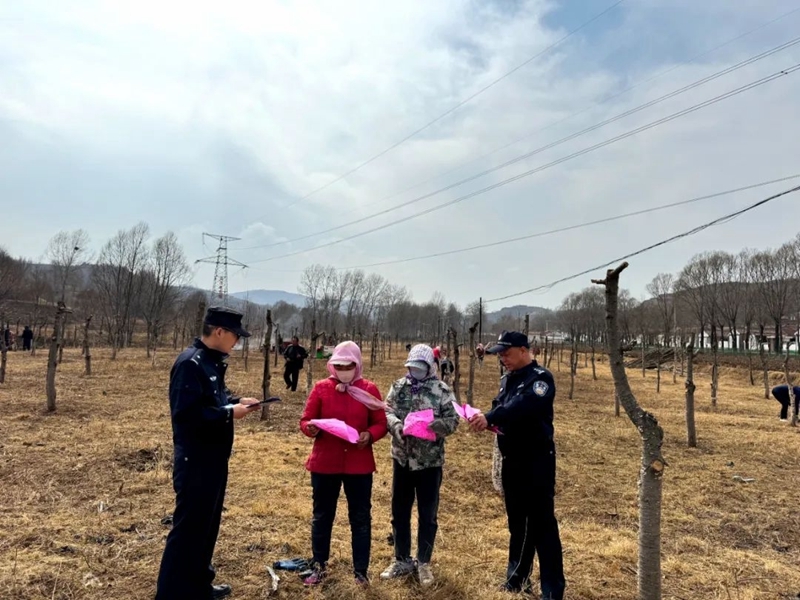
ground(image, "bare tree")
xmin=685 ymin=335 xmax=697 ymax=448
xmin=93 ymin=223 xmax=150 ymax=358
xmin=141 ymin=232 xmax=190 ymax=359
xmin=466 ymin=322 xmax=478 ymax=407
xmin=82 ymin=316 xmax=92 ymax=376
xmin=784 ymin=347 xmax=798 ymax=428
xmin=750 ymin=246 xmax=794 ymax=353
xmin=46 ymin=303 xmax=72 ymax=412
xmin=448 ymin=326 xmax=461 ymax=403
xmin=45 ymin=229 xmax=91 ymax=303
xmin=594 ymin=263 xmax=665 ymax=600
xmin=261 ymin=310 xmax=273 ymax=421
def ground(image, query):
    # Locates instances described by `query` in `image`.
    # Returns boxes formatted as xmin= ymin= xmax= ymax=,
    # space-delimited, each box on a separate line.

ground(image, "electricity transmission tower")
xmin=195 ymin=233 xmax=248 ymax=306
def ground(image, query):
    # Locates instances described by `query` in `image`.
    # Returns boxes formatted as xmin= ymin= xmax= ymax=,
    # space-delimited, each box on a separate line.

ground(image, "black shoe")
xmin=212 ymin=584 xmax=232 ymax=599
xmin=499 ymin=581 xmax=533 ymax=594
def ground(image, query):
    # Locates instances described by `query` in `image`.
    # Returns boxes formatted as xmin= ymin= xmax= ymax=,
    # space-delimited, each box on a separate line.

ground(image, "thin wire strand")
xmin=247 ymin=63 xmax=800 ymax=264
xmin=483 ymin=184 xmax=800 ymax=303
xmin=282 ymin=0 xmax=626 ymax=207
xmin=314 ymin=174 xmax=800 ymax=270
xmin=243 ymin=35 xmax=800 ymax=252
xmin=249 ymin=5 xmax=800 ymax=230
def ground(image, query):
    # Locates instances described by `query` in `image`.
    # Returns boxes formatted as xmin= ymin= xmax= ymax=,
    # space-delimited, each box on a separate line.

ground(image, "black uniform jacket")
xmin=169 ymin=339 xmax=241 ymax=458
xmin=485 ymin=360 xmax=556 ymax=483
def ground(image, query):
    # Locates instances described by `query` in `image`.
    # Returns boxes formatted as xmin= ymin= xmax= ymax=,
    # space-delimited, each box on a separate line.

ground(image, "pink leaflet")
xmin=309 ymin=418 xmax=361 ymax=444
xmin=452 ymin=401 xmax=503 ymax=435
xmin=402 ymin=408 xmax=437 ymax=441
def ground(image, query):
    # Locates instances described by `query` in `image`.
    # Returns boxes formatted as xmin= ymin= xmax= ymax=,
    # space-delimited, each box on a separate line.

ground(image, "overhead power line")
xmin=283 ymin=0 xmax=626 ymax=208
xmin=248 ymin=5 xmax=800 ymax=235
xmin=310 ymin=174 xmax=800 ymax=270
xmin=247 ymin=62 xmax=800 ymax=264
xmin=244 ymin=35 xmax=800 ymax=253
xmin=483 ymin=184 xmax=800 ymax=304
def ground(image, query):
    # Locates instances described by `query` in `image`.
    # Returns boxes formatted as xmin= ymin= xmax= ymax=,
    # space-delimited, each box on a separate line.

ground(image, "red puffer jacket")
xmin=299 ymin=378 xmax=388 ymax=474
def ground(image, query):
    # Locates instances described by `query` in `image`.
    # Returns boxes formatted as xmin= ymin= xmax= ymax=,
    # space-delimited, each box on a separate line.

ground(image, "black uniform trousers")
xmin=284 ymin=364 xmax=301 ymax=391
xmin=391 ymin=460 xmax=442 ymax=563
xmin=311 ymin=473 xmax=372 ymax=574
xmin=156 ymin=448 xmax=229 ymax=600
xmin=501 ymin=456 xmax=565 ymax=600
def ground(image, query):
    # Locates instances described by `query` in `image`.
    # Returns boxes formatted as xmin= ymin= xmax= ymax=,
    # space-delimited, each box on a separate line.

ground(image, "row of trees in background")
xmin=3 ymin=227 xmax=800 ymax=364
xmin=551 ymin=234 xmax=800 ymax=354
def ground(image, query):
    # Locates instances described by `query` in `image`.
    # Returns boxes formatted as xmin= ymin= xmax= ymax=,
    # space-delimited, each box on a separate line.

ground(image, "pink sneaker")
xmin=302 ymin=566 xmax=327 ymax=586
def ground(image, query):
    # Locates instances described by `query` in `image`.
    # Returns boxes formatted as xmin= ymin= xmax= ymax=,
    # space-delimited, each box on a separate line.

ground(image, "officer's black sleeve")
xmin=485 ymin=377 xmax=554 ymax=427
xmin=224 ymin=385 xmax=241 ymax=403
xmin=170 ymin=360 xmax=232 ymax=425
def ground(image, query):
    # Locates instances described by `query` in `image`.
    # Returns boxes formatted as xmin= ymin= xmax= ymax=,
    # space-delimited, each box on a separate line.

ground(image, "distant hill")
xmin=230 ymin=289 xmax=307 ymax=307
xmin=487 ymin=304 xmax=548 ymax=324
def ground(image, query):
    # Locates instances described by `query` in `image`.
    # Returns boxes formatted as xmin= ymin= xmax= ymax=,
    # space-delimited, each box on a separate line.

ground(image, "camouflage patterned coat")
xmin=385 ymin=377 xmax=460 ymax=471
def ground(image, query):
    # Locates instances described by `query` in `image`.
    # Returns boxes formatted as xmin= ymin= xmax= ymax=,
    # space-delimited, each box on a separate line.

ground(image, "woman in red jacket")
xmin=299 ymin=341 xmax=388 ymax=586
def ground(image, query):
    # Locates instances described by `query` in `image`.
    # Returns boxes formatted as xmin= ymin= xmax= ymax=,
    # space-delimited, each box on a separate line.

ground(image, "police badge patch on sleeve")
xmin=533 ymin=380 xmax=549 ymax=396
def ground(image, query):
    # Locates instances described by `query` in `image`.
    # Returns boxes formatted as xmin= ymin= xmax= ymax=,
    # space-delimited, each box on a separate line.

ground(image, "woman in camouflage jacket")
xmin=380 ymin=344 xmax=460 ymax=587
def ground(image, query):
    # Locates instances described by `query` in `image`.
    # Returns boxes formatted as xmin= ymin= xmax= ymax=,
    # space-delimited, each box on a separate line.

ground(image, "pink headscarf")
xmin=326 ymin=341 xmax=386 ymax=411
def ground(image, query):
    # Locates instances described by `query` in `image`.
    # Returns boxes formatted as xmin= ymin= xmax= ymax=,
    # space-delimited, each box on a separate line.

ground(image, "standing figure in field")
xmin=299 ymin=341 xmax=388 ymax=586
xmin=283 ymin=336 xmax=308 ymax=392
xmin=439 ymin=350 xmax=454 ymax=384
xmin=771 ymin=384 xmax=800 ymax=421
xmin=21 ymin=325 xmax=33 ymax=352
xmin=469 ymin=331 xmax=565 ymax=599
xmin=381 ymin=344 xmax=459 ymax=587
xmin=156 ymin=307 xmax=261 ymax=600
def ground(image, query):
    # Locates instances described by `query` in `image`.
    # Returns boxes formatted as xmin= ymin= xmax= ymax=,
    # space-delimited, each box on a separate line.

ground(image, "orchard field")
xmin=1 ymin=347 xmax=799 ymax=600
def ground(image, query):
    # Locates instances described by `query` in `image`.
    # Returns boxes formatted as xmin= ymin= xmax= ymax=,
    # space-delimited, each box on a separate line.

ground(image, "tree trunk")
xmin=83 ymin=316 xmax=92 ymax=376
xmin=543 ymin=336 xmax=548 ymax=369
xmin=307 ymin=320 xmax=316 ymax=393
xmin=0 ymin=313 xmax=7 ymax=384
xmin=614 ymin=389 xmax=620 ymax=417
xmin=261 ymin=311 xmax=273 ymax=421
xmin=523 ymin=314 xmax=529 ymax=337
xmin=110 ymin=314 xmax=119 ymax=361
xmin=591 ymin=340 xmax=597 ymax=381
xmin=641 ymin=340 xmax=646 ymax=378
xmin=151 ymin=321 xmax=159 ymax=368
xmin=594 ymin=263 xmax=665 ymax=600
xmin=672 ymin=333 xmax=678 ymax=385
xmin=784 ymin=348 xmax=797 ymax=427
xmin=760 ymin=342 xmax=769 ymax=399
xmin=568 ymin=341 xmax=576 ymax=400
xmin=745 ymin=325 xmax=754 ymax=386
xmin=57 ymin=314 xmax=66 ymax=365
xmin=243 ymin=334 xmax=249 ymax=372
xmin=710 ymin=335 xmax=719 ymax=409
xmin=466 ymin=322 xmax=478 ymax=407
xmin=656 ymin=348 xmax=661 ymax=394
xmin=370 ymin=331 xmax=378 ymax=369
xmin=47 ymin=304 xmax=70 ymax=412
xmin=685 ymin=335 xmax=697 ymax=448
xmin=449 ymin=327 xmax=461 ymax=403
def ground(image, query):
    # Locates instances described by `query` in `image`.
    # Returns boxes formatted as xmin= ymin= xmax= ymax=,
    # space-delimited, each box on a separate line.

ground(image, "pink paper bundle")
xmin=402 ymin=409 xmax=437 ymax=441
xmin=309 ymin=418 xmax=360 ymax=444
xmin=452 ymin=401 xmax=503 ymax=435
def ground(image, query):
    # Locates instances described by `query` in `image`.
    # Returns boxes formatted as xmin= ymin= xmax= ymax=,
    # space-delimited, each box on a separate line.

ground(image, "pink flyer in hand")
xmin=309 ymin=418 xmax=360 ymax=444
xmin=452 ymin=401 xmax=503 ymax=435
xmin=403 ymin=409 xmax=437 ymax=441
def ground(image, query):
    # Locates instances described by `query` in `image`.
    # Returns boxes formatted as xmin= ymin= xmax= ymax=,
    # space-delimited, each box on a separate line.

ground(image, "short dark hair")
xmin=202 ymin=324 xmax=216 ymax=337
xmin=292 ymin=336 xmax=299 ymax=342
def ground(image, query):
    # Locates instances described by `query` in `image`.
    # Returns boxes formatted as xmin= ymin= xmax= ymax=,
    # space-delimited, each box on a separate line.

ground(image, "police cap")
xmin=486 ymin=331 xmax=529 ymax=354
xmin=204 ymin=306 xmax=251 ymax=338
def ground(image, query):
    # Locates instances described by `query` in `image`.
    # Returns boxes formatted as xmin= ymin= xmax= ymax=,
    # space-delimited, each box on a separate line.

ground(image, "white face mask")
xmin=337 ymin=369 xmax=356 ymax=384
xmin=408 ymin=366 xmax=429 ymax=381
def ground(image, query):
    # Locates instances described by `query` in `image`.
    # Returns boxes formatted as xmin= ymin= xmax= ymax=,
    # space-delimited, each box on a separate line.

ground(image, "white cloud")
xmin=1 ymin=0 xmax=800 ymax=309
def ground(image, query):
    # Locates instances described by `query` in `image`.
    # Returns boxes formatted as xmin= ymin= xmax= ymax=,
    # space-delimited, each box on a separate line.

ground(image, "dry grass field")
xmin=1 ymin=345 xmax=800 ymax=599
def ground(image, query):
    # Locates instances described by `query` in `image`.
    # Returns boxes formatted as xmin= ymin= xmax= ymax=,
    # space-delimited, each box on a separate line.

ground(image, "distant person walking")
xmin=283 ymin=336 xmax=308 ymax=392
xmin=771 ymin=384 xmax=800 ymax=421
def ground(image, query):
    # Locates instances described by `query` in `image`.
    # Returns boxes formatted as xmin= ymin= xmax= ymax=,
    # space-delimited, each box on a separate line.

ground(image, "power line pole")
xmin=195 ymin=233 xmax=247 ymax=307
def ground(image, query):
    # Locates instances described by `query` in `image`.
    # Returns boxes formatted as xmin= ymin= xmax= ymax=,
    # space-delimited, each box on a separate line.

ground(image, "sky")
xmin=2 ymin=0 xmax=800 ymax=311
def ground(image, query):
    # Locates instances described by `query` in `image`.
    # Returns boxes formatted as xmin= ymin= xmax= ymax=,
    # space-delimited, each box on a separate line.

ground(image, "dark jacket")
xmin=169 ymin=339 xmax=241 ymax=457
xmin=284 ymin=344 xmax=308 ymax=369
xmin=485 ymin=360 xmax=556 ymax=476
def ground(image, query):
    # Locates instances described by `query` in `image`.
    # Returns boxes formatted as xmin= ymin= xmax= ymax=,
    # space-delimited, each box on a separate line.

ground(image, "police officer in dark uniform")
xmin=469 ymin=331 xmax=565 ymax=599
xmin=156 ymin=307 xmax=261 ymax=600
